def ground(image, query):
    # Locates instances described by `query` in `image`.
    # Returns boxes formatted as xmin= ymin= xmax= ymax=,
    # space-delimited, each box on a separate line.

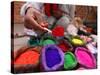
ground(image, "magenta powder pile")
xmin=75 ymin=47 xmax=96 ymax=68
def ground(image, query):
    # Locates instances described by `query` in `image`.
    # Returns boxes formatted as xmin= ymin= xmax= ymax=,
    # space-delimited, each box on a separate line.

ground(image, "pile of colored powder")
xmin=28 ymin=38 xmax=39 ymax=46
xmin=52 ymin=26 xmax=64 ymax=37
xmin=45 ymin=47 xmax=61 ymax=68
xmin=58 ymin=42 xmax=70 ymax=52
xmin=64 ymin=52 xmax=77 ymax=69
xmin=72 ymin=38 xmax=83 ymax=45
xmin=14 ymin=50 xmax=40 ymax=65
xmin=43 ymin=39 xmax=55 ymax=46
xmin=76 ymin=49 xmax=95 ymax=68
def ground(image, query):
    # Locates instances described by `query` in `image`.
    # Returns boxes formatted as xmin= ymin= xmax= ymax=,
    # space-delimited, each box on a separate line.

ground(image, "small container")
xmin=28 ymin=37 xmax=40 ymax=46
xmin=70 ymin=36 xmax=85 ymax=46
xmin=64 ymin=52 xmax=77 ymax=70
xmin=75 ymin=47 xmax=96 ymax=69
xmin=52 ymin=26 xmax=64 ymax=37
xmin=13 ymin=47 xmax=40 ymax=73
xmin=40 ymin=36 xmax=57 ymax=46
xmin=58 ymin=39 xmax=73 ymax=52
xmin=42 ymin=45 xmax=64 ymax=71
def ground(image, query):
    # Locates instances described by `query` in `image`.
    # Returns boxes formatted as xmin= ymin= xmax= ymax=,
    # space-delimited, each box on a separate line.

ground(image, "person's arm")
xmin=24 ymin=7 xmax=46 ymax=31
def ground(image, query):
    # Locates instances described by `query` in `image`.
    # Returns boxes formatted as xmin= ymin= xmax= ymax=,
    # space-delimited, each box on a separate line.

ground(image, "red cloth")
xmin=44 ymin=4 xmax=59 ymax=16
xmin=52 ymin=4 xmax=59 ymax=10
xmin=44 ymin=4 xmax=51 ymax=16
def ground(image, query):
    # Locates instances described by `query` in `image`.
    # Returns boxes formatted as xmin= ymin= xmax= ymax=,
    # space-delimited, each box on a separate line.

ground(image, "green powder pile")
xmin=64 ymin=52 xmax=77 ymax=69
xmin=43 ymin=39 xmax=55 ymax=46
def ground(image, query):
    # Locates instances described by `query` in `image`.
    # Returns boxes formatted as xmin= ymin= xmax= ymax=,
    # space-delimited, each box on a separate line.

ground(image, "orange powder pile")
xmin=14 ymin=50 xmax=40 ymax=65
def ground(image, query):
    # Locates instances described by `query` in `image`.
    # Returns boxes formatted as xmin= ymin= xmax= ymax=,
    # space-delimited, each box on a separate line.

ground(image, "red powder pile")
xmin=14 ymin=50 xmax=40 ymax=65
xmin=52 ymin=26 xmax=64 ymax=37
xmin=58 ymin=41 xmax=70 ymax=52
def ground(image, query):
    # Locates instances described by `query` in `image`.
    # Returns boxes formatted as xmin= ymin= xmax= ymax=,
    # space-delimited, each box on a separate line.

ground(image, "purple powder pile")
xmin=45 ymin=47 xmax=61 ymax=68
xmin=42 ymin=45 xmax=64 ymax=71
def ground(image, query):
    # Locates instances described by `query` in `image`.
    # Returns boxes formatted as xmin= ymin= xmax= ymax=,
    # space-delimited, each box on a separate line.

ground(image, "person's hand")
xmin=43 ymin=28 xmax=52 ymax=33
xmin=39 ymin=22 xmax=50 ymax=33
xmin=40 ymin=22 xmax=48 ymax=28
